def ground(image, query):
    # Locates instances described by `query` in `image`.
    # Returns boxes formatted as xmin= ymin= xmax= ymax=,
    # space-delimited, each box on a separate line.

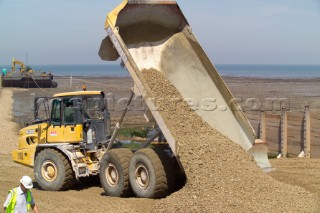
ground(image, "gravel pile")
xmin=142 ymin=69 xmax=319 ymax=212
xmin=0 ymin=89 xmax=20 ymax=154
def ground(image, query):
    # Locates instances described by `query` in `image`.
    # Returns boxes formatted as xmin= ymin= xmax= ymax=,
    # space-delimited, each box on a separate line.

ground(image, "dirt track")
xmin=1 ymin=76 xmax=320 ymax=212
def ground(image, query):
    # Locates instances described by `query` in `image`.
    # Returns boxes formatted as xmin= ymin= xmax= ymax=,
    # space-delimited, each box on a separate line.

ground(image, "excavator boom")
xmin=11 ymin=58 xmax=26 ymax=72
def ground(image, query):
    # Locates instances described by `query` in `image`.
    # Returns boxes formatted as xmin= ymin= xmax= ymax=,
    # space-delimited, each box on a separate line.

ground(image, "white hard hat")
xmin=20 ymin=176 xmax=33 ymax=189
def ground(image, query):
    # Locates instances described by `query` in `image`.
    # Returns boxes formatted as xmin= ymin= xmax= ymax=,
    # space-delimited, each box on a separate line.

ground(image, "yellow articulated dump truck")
xmin=13 ymin=0 xmax=271 ymax=199
xmin=13 ymin=90 xmax=179 ymax=198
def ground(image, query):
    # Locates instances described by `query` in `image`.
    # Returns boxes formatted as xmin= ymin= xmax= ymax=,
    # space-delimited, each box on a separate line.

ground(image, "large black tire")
xmin=129 ymin=148 xmax=175 ymax=198
xmin=34 ymin=149 xmax=75 ymax=191
xmin=99 ymin=148 xmax=133 ymax=197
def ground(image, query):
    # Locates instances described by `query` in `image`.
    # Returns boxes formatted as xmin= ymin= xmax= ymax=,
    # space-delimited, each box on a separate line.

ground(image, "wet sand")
xmin=11 ymin=75 xmax=320 ymax=123
xmin=11 ymin=75 xmax=320 ymax=157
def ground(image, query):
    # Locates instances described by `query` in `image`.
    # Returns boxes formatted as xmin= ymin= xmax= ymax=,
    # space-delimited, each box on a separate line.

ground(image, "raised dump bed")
xmin=99 ymin=0 xmax=270 ymax=169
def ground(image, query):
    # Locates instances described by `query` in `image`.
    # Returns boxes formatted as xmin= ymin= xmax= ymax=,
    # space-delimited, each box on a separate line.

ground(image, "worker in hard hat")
xmin=3 ymin=175 xmax=39 ymax=213
xmin=82 ymin=85 xmax=87 ymax=91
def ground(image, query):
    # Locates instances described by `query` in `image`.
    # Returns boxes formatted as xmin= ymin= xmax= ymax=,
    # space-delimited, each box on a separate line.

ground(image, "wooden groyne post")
xmin=299 ymin=106 xmax=311 ymax=158
xmin=278 ymin=108 xmax=288 ymax=158
xmin=70 ymin=74 xmax=73 ymax=88
xmin=259 ymin=111 xmax=266 ymax=142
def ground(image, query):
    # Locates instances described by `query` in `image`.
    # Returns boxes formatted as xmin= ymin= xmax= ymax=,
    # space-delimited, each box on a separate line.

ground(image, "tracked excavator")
xmin=12 ymin=0 xmax=271 ymax=199
xmin=1 ymin=58 xmax=57 ymax=88
xmin=11 ymin=58 xmax=26 ymax=72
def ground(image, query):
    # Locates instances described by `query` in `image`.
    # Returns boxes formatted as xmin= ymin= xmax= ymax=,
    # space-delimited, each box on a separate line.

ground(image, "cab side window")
xmin=64 ymin=100 xmax=75 ymax=124
xmin=51 ymin=100 xmax=61 ymax=126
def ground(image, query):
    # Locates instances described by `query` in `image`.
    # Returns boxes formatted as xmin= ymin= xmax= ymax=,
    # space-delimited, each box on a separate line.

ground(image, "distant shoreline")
xmin=53 ymin=75 xmax=320 ymax=81
xmin=2 ymin=63 xmax=320 ymax=78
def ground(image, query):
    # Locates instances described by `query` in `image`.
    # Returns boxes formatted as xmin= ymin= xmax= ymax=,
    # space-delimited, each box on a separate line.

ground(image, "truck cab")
xmin=12 ymin=91 xmax=112 ymax=189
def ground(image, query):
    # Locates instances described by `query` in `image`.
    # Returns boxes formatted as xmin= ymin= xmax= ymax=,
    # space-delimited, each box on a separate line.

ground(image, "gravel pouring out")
xmin=142 ymin=69 xmax=319 ymax=212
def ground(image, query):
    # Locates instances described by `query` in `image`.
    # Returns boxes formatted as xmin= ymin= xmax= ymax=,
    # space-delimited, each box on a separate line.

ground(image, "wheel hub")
xmin=41 ymin=161 xmax=58 ymax=182
xmin=135 ymin=163 xmax=150 ymax=189
xmin=47 ymin=166 xmax=55 ymax=177
xmin=106 ymin=163 xmax=119 ymax=187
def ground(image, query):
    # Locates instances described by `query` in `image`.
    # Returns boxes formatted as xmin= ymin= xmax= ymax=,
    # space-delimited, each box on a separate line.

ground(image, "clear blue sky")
xmin=0 ymin=0 xmax=319 ymax=65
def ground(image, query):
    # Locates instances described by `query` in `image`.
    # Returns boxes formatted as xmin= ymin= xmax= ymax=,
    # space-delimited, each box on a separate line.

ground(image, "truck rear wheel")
xmin=34 ymin=149 xmax=75 ymax=191
xmin=99 ymin=148 xmax=133 ymax=197
xmin=129 ymin=148 xmax=175 ymax=198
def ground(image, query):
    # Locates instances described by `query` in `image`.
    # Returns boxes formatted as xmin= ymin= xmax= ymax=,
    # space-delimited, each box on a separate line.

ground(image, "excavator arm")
xmin=11 ymin=58 xmax=26 ymax=72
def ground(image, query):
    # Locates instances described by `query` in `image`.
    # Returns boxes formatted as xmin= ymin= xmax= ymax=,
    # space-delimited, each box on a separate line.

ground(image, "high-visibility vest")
xmin=6 ymin=188 xmax=31 ymax=213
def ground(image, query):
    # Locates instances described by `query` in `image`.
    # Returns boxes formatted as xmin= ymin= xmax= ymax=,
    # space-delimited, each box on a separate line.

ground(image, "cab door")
xmin=62 ymin=99 xmax=83 ymax=143
xmin=47 ymin=99 xmax=65 ymax=143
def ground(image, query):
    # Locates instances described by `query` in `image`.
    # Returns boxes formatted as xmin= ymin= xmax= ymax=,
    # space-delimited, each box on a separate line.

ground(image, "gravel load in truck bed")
xmin=142 ymin=68 xmax=319 ymax=212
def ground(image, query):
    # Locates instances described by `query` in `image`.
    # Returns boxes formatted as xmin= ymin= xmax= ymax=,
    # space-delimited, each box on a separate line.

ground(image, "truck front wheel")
xmin=34 ymin=149 xmax=75 ymax=191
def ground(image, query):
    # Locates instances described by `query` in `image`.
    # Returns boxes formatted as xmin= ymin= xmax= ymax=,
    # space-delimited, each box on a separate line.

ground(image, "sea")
xmin=2 ymin=64 xmax=320 ymax=78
